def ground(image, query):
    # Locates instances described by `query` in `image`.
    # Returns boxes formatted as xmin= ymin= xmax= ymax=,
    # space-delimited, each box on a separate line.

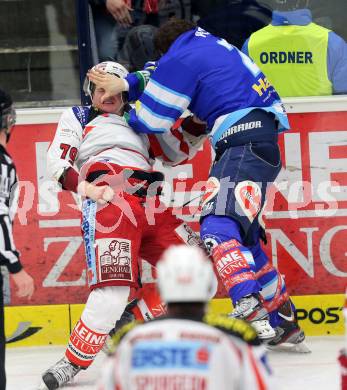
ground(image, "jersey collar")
xmin=272 ymin=9 xmax=312 ymax=26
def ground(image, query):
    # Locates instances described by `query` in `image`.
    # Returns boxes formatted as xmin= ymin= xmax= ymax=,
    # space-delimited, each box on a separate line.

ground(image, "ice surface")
xmin=6 ymin=336 xmax=343 ymax=390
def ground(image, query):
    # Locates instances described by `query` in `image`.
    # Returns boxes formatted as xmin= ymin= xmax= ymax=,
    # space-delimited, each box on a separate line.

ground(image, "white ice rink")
xmin=6 ymin=336 xmax=343 ymax=390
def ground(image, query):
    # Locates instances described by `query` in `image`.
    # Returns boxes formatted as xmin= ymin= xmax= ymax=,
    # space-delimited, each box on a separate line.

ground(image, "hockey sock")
xmin=65 ymin=318 xmax=108 ymax=368
xmin=132 ymin=283 xmax=166 ymax=321
xmin=65 ymin=286 xmax=130 ymax=367
xmin=211 ymin=239 xmax=260 ymax=304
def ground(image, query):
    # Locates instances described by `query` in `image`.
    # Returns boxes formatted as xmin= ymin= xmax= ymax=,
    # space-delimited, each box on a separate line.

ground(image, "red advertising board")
xmin=7 ymin=111 xmax=347 ymax=305
xmin=264 ymin=112 xmax=347 ymax=295
xmin=8 ymin=123 xmax=87 ymax=305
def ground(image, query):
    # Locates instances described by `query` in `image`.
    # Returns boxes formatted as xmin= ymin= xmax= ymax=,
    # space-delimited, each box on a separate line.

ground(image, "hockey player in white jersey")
xmin=46 ymin=61 xmax=201 ymax=203
xmin=40 ymin=61 xmax=205 ymax=390
xmin=98 ymin=245 xmax=274 ymax=390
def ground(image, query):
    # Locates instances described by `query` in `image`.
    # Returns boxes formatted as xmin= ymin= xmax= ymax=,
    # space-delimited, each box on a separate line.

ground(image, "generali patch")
xmin=96 ymin=238 xmax=132 ymax=282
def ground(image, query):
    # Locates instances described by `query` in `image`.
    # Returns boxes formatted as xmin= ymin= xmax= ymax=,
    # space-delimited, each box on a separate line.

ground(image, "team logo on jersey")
xmin=96 ymin=238 xmax=132 ymax=282
xmin=60 ymin=128 xmax=80 ymax=140
xmin=234 ymin=181 xmax=262 ymax=222
xmin=200 ymin=177 xmax=220 ymax=210
xmin=252 ymin=76 xmax=271 ymax=97
xmin=132 ymin=341 xmax=210 ymax=369
xmin=196 ymin=347 xmax=210 ymax=364
xmin=202 ymin=235 xmax=220 ymax=255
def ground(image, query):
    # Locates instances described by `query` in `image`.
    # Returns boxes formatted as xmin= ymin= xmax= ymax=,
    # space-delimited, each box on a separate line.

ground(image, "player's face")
xmin=92 ymin=87 xmax=124 ymax=114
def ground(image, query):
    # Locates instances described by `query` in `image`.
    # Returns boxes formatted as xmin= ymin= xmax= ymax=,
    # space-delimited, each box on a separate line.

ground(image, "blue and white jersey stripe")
xmin=140 ymin=87 xmax=184 ymax=129
xmin=139 ymin=102 xmax=175 ymax=128
xmin=144 ymin=78 xmax=191 ymax=111
xmin=126 ymin=26 xmax=290 ymax=143
xmin=130 ymin=106 xmax=173 ymax=134
xmin=210 ymin=102 xmax=290 ymax=147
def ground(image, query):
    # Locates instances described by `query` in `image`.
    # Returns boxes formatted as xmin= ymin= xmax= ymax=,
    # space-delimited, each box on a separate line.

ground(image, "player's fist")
xmin=78 ymin=181 xmax=115 ymax=204
xmin=101 ymin=186 xmax=115 ymax=203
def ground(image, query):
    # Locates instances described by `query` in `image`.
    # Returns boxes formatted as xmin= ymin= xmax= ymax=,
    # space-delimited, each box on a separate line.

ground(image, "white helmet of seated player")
xmin=157 ymin=245 xmax=218 ymax=303
xmin=83 ymin=61 xmax=129 ymax=114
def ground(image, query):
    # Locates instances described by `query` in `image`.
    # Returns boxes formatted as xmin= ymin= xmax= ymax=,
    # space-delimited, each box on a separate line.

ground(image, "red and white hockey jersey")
xmin=47 ymin=107 xmax=202 ymax=185
xmin=98 ymin=318 xmax=274 ymax=390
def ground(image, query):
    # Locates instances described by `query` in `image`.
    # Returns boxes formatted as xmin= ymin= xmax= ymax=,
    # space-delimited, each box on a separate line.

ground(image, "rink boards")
xmin=7 ymin=105 xmax=347 ymax=309
xmin=4 ymin=95 xmax=347 ymax=348
xmin=5 ymin=293 xmax=345 ymax=347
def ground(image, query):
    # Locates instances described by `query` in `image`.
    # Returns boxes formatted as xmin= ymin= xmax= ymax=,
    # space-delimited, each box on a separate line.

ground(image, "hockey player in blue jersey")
xmin=88 ymin=19 xmax=307 ymax=349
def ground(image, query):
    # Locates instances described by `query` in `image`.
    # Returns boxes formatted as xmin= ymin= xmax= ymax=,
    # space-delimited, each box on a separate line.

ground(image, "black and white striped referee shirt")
xmin=0 ymin=144 xmax=21 ymax=274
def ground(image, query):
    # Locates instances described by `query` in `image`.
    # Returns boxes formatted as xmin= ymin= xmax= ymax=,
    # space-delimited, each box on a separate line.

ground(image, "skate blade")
xmin=36 ymin=379 xmax=49 ymax=390
xmin=267 ymin=340 xmax=311 ymax=353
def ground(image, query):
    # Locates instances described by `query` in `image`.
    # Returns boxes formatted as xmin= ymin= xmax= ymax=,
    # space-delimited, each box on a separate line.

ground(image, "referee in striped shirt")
xmin=0 ymin=89 xmax=34 ymax=389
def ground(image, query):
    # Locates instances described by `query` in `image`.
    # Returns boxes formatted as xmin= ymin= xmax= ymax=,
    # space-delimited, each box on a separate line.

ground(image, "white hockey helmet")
xmin=83 ymin=61 xmax=129 ymax=97
xmin=157 ymin=245 xmax=217 ymax=303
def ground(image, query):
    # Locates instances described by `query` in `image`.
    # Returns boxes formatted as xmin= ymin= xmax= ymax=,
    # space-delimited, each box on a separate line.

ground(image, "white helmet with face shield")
xmin=83 ymin=61 xmax=129 ymax=98
xmin=157 ymin=245 xmax=218 ymax=303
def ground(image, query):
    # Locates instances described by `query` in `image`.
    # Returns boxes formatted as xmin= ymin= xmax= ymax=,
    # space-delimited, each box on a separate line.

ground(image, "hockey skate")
xmin=230 ymin=294 xmax=276 ymax=340
xmin=40 ymin=357 xmax=81 ymax=389
xmin=266 ymin=300 xmax=310 ymax=353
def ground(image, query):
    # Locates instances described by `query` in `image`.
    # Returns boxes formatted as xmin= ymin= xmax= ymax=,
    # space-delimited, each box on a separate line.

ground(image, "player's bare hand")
xmin=11 ymin=269 xmax=34 ymax=299
xmin=87 ymin=69 xmax=127 ymax=103
xmin=78 ymin=181 xmax=115 ymax=204
xmin=106 ymin=0 xmax=133 ymax=27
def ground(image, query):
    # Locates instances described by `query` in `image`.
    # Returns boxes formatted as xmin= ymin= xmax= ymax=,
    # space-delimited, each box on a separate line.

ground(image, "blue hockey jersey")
xmin=127 ymin=27 xmax=290 ymax=147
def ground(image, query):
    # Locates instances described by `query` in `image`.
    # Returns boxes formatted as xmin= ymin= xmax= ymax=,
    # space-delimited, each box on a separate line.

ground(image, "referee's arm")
xmin=0 ymin=184 xmax=34 ymax=299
